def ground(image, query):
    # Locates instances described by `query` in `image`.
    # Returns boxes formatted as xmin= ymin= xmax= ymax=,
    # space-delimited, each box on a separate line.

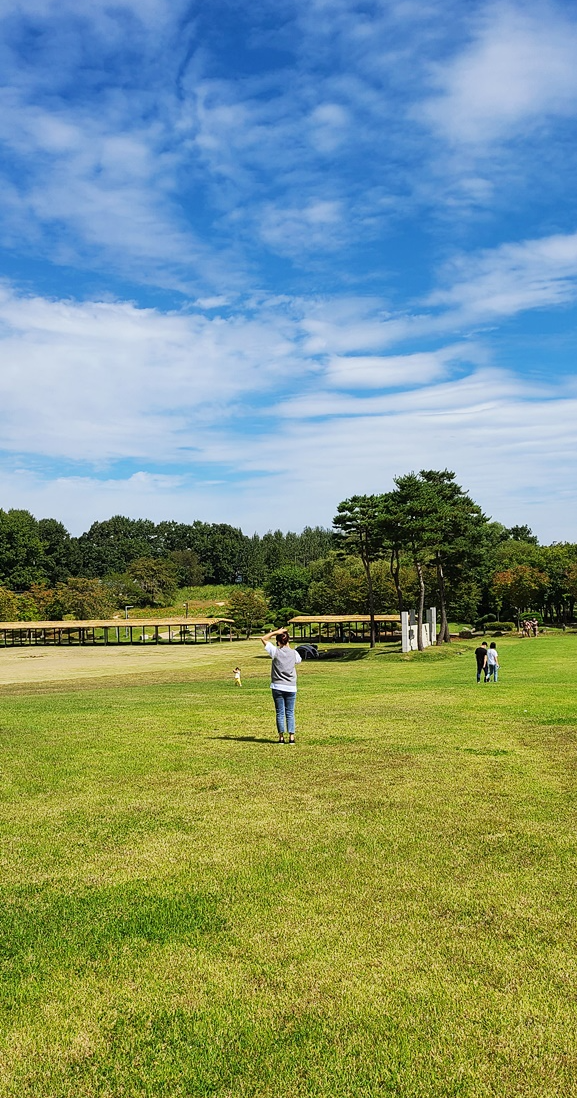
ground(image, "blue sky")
xmin=0 ymin=0 xmax=576 ymax=538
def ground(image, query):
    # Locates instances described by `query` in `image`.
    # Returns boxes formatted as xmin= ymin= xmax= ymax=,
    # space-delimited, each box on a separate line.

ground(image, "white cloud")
xmin=259 ymin=200 xmax=344 ymax=254
xmin=422 ymin=3 xmax=577 ymax=144
xmin=0 ymin=91 xmax=209 ymax=287
xmin=3 ymin=368 xmax=575 ymax=541
xmin=0 ymin=286 xmax=303 ymax=461
xmin=430 ymin=230 xmax=577 ymax=320
xmin=324 ymin=342 xmax=483 ymax=389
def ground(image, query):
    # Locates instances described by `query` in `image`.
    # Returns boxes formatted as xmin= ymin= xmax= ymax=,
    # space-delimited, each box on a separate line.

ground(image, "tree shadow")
xmin=318 ymin=648 xmax=369 ymax=661
xmin=212 ymin=735 xmax=275 ymax=744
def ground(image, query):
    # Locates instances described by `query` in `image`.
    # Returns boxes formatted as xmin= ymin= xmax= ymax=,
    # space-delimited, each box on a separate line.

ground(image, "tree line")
xmin=0 ymin=472 xmax=576 ymax=633
xmin=0 ymin=511 xmax=333 ymax=620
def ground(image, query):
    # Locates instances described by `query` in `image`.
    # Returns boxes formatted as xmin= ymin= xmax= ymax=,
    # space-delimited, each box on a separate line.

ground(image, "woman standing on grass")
xmin=260 ymin=627 xmax=302 ymax=743
xmin=487 ymin=641 xmax=500 ymax=682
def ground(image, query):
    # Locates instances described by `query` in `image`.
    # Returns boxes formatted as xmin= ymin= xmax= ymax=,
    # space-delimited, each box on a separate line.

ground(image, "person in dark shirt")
xmin=475 ymin=641 xmax=488 ymax=682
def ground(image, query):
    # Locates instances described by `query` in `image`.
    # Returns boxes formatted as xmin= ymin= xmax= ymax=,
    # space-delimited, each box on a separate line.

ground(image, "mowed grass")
xmin=0 ymin=634 xmax=576 ymax=1097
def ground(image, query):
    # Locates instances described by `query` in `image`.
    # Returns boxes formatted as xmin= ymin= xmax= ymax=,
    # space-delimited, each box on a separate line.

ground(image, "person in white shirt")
xmin=487 ymin=642 xmax=500 ymax=682
xmin=260 ymin=627 xmax=302 ymax=743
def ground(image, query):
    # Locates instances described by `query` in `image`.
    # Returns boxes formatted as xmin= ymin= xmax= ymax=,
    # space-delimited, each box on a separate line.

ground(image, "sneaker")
xmin=278 ymin=735 xmax=285 ymax=743
xmin=288 ymin=735 xmax=295 ymax=744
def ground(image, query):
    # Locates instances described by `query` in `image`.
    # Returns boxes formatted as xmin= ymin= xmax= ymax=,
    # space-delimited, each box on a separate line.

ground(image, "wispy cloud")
xmin=0 ymin=0 xmax=576 ymax=540
xmin=324 ymin=342 xmax=485 ymax=389
xmin=0 ymin=286 xmax=305 ymax=461
xmin=421 ymin=2 xmax=577 ymax=144
xmin=429 ymin=230 xmax=577 ymax=320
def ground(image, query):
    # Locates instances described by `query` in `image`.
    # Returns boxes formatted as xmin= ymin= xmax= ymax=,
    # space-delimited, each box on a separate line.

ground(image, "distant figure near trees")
xmin=522 ymin=619 xmax=539 ymax=637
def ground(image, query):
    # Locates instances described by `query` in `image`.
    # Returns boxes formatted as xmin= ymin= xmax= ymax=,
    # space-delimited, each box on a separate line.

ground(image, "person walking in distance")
xmin=486 ymin=642 xmax=500 ymax=682
xmin=475 ymin=641 xmax=488 ymax=683
xmin=260 ymin=627 xmax=302 ymax=743
xmin=233 ymin=666 xmax=242 ymax=687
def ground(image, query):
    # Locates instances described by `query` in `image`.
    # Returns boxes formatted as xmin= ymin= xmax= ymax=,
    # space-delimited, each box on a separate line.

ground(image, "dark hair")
xmin=489 ymin=642 xmax=496 ymax=649
xmin=277 ymin=631 xmax=290 ymax=646
xmin=482 ymin=641 xmax=488 ymax=647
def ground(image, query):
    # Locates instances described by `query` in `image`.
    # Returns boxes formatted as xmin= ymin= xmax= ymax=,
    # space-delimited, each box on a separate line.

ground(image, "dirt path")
xmin=0 ymin=640 xmax=253 ymax=686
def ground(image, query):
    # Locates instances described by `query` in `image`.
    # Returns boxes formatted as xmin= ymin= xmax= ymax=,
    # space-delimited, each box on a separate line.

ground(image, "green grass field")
xmin=1 ymin=633 xmax=576 ymax=1096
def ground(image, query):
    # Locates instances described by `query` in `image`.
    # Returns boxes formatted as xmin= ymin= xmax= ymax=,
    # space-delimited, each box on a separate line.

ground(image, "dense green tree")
xmin=492 ymin=565 xmax=549 ymax=618
xmin=76 ymin=516 xmax=159 ymax=577
xmin=0 ymin=585 xmax=19 ymax=620
xmin=26 ymin=583 xmax=57 ymax=619
xmin=38 ymin=518 xmax=77 ymax=583
xmin=381 ymin=472 xmax=487 ymax=645
xmin=265 ymin=564 xmax=311 ymax=615
xmin=296 ymin=526 xmax=334 ymax=564
xmin=0 ymin=509 xmax=47 ymax=589
xmin=506 ymin=524 xmax=539 ymax=545
xmin=227 ymin=588 xmax=269 ymax=638
xmin=127 ymin=558 xmax=178 ymax=606
xmin=492 ymin=538 xmax=544 ymax=571
xmin=102 ymin=571 xmax=146 ymax=609
xmin=239 ymin=534 xmax=267 ymax=587
xmin=307 ymin=554 xmax=367 ymax=615
xmin=371 ymin=558 xmax=419 ymax=615
xmin=333 ymin=496 xmax=387 ymax=647
xmin=540 ymin=544 xmax=577 ymax=624
xmin=168 ymin=549 xmax=205 ymax=587
xmin=417 ymin=470 xmax=487 ymax=643
xmin=48 ymin=578 xmax=116 ymax=620
xmin=566 ymin=562 xmax=577 ymax=606
xmin=16 ymin=593 xmax=42 ymax=621
xmin=380 ymin=476 xmax=439 ymax=650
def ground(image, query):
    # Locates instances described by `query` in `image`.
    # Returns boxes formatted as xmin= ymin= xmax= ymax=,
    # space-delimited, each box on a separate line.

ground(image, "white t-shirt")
xmin=264 ymin=641 xmax=302 ymax=692
xmin=487 ymin=648 xmax=498 ymax=665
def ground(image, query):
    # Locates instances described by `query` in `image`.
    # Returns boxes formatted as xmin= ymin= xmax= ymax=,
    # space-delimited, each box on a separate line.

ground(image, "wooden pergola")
xmin=288 ymin=614 xmax=401 ymax=643
xmin=0 ymin=617 xmax=234 ymax=648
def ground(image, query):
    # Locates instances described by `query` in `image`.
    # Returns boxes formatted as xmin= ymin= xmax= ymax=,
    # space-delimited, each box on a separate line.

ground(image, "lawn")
xmin=0 ymin=633 xmax=576 ymax=1097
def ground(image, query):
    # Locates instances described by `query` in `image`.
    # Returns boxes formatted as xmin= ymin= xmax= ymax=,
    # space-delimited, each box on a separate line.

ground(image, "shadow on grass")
xmin=317 ymin=648 xmax=369 ymax=661
xmin=213 ymin=735 xmax=275 ymax=744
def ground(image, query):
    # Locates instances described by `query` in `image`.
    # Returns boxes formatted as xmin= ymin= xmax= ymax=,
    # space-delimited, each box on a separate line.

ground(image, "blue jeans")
xmin=487 ymin=664 xmax=498 ymax=682
xmin=272 ymin=689 xmax=296 ymax=735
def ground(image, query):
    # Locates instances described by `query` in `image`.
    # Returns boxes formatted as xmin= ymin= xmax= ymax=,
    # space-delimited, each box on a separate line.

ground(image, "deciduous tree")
xmin=127 ymin=558 xmax=178 ymax=606
xmin=227 ymin=588 xmax=269 ymax=639
xmin=492 ymin=565 xmax=549 ymax=618
xmin=48 ymin=579 xmax=116 ymax=620
xmin=265 ymin=564 xmax=311 ymax=615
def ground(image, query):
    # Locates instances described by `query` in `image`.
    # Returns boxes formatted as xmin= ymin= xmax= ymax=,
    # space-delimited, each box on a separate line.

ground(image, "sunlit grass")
xmin=1 ymin=633 xmax=576 ymax=1096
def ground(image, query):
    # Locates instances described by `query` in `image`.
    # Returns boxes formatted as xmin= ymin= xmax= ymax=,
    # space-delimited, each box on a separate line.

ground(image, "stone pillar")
xmin=401 ymin=611 xmax=410 ymax=653
xmin=425 ymin=607 xmax=437 ymax=646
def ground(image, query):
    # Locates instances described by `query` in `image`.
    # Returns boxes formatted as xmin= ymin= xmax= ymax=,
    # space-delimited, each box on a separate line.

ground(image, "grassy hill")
xmin=1 ymin=632 xmax=576 ymax=1096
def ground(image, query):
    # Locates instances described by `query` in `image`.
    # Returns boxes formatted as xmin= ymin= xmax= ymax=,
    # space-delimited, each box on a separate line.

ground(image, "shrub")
xmin=493 ymin=621 xmax=516 ymax=632
xmin=474 ymin=613 xmax=497 ymax=632
xmin=459 ymin=629 xmax=474 ymax=639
